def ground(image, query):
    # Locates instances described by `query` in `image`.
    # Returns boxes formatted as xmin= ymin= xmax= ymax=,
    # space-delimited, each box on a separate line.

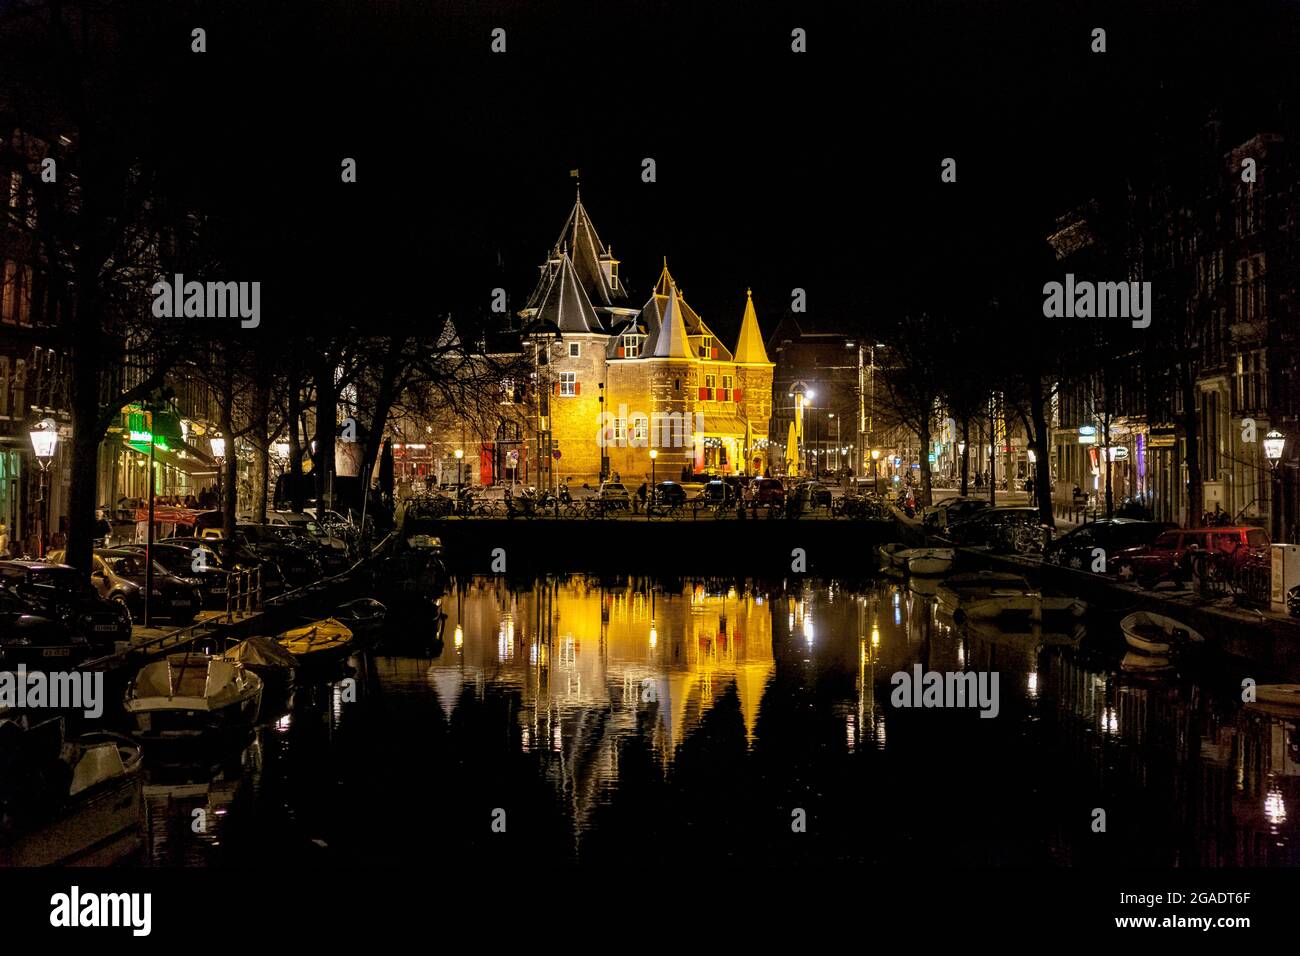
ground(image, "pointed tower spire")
xmin=733 ymin=288 xmax=771 ymax=364
xmin=653 ymin=283 xmax=692 ymax=359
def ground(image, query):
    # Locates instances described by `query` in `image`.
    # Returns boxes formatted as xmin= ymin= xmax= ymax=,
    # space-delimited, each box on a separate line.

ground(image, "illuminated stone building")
xmin=519 ymin=193 xmax=775 ymax=488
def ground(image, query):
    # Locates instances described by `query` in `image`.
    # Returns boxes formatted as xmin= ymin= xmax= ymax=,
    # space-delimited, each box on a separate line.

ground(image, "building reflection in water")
xmin=129 ymin=573 xmax=1300 ymax=866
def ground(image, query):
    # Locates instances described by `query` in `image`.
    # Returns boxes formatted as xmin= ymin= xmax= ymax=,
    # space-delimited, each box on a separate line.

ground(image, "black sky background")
xmin=40 ymin=0 xmax=1300 ymax=345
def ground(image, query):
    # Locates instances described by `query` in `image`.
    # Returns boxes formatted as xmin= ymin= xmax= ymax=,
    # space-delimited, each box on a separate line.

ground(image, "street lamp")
xmin=649 ymin=448 xmax=658 ymax=510
xmin=28 ymin=418 xmax=58 ymax=559
xmin=1265 ymin=429 xmax=1286 ymax=540
xmin=871 ymin=447 xmax=881 ymax=497
xmin=210 ymin=434 xmax=226 ymax=510
xmin=454 ymin=448 xmax=464 ymax=490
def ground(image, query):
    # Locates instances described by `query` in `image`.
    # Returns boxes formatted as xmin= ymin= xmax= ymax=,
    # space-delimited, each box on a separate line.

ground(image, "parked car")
xmin=266 ymin=511 xmax=349 ymax=553
xmin=229 ymin=524 xmax=322 ymax=586
xmin=113 ymin=542 xmax=233 ymax=610
xmin=747 ymin=477 xmax=787 ymax=506
xmin=654 ymin=481 xmax=687 ymax=505
xmin=271 ymin=524 xmax=351 ymax=575
xmin=945 ymin=507 xmax=1041 ymax=549
xmin=0 ymin=587 xmax=95 ymax=666
xmin=922 ymin=496 xmax=990 ymax=531
xmin=0 ymin=560 xmax=131 ymax=647
xmin=162 ymin=535 xmax=286 ymax=596
xmin=1043 ymin=519 xmax=1174 ymax=573
xmin=701 ymin=479 xmax=732 ymax=505
xmin=48 ymin=549 xmax=202 ymax=625
xmin=597 ymin=482 xmax=631 ymax=507
xmin=1112 ymin=526 xmax=1270 ymax=589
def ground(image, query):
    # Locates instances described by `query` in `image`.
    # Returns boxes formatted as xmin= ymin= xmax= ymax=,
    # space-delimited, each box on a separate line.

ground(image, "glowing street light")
xmin=1264 ymin=429 xmax=1286 ymax=466
xmin=28 ymin=418 xmax=58 ymax=558
xmin=1264 ymin=429 xmax=1286 ymax=540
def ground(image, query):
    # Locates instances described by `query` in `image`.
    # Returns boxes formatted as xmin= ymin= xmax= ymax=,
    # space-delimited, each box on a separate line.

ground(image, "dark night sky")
xmin=65 ymin=0 xmax=1300 ymax=344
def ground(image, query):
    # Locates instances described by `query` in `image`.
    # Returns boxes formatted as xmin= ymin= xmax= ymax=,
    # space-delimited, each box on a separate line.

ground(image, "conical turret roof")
xmin=733 ymin=289 xmax=771 ymax=364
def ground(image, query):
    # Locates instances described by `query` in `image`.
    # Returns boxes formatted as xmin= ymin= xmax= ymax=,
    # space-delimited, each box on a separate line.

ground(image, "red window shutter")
xmin=553 ymin=382 xmax=560 ymax=395
xmin=698 ymin=387 xmax=708 ymax=400
xmin=574 ymin=382 xmax=581 ymax=395
xmin=617 ymin=347 xmax=624 ymax=358
xmin=734 ymin=388 xmax=743 ymax=401
xmin=712 ymin=347 xmax=718 ymax=359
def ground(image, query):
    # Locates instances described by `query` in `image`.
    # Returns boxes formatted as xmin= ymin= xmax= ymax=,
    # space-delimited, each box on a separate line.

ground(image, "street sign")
xmin=552 ymin=450 xmax=561 ymax=459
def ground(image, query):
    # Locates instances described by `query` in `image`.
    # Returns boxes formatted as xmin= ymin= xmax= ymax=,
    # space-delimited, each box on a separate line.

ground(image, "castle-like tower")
xmin=519 ymin=192 xmax=774 ymax=486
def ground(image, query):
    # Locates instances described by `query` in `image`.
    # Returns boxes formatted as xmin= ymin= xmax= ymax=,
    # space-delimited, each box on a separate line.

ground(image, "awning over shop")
xmin=132 ymin=505 xmax=203 ymax=526
xmin=119 ymin=433 xmax=218 ymax=476
xmin=699 ymin=414 xmax=747 ymax=438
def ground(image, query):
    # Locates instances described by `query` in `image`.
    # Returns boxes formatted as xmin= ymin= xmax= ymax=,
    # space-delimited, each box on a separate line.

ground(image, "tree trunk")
xmin=288 ymin=375 xmax=304 ymax=513
xmin=1180 ymin=370 xmax=1202 ymax=527
xmin=988 ymin=400 xmax=997 ymax=507
xmin=960 ymin=418 xmax=970 ymax=496
xmin=250 ymin=381 xmax=270 ymax=523
xmin=219 ymin=355 xmax=237 ymax=558
xmin=1102 ymin=418 xmax=1114 ymax=518
xmin=65 ymin=340 xmax=103 ymax=574
xmin=314 ymin=356 xmax=337 ymax=513
xmin=356 ymin=344 xmax=407 ymax=500
xmin=918 ymin=419 xmax=933 ymax=507
xmin=1028 ymin=387 xmax=1054 ymax=529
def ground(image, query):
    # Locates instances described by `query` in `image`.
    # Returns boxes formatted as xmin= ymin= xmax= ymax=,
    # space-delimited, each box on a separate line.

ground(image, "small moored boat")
xmin=124 ymin=653 xmax=263 ymax=739
xmin=902 ymin=547 xmax=955 ymax=576
xmin=1120 ymin=650 xmax=1175 ymax=673
xmin=0 ymin=731 xmax=143 ymax=866
xmin=877 ymin=543 xmax=908 ymax=573
xmin=939 ymin=571 xmax=1086 ymax=623
xmin=1253 ymin=684 xmax=1300 ymax=711
xmin=1120 ymin=611 xmax=1204 ymax=655
xmin=277 ymin=617 xmax=355 ymax=665
xmin=332 ymin=599 xmax=387 ymax=644
xmin=223 ymin=636 xmax=298 ymax=717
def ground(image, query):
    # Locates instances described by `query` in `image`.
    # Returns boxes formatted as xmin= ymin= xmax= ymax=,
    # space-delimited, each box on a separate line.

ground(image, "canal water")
xmin=134 ymin=575 xmax=1298 ymax=867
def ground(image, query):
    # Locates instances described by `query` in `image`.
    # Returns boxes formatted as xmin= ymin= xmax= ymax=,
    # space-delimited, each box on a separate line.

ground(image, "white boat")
xmin=939 ymin=571 xmax=1086 ymax=623
xmin=907 ymin=575 xmax=941 ymax=597
xmin=1254 ymin=684 xmax=1300 ymax=711
xmin=970 ymin=619 xmax=1087 ymax=647
xmin=1120 ymin=650 xmax=1174 ymax=673
xmin=902 ymin=547 xmax=955 ymax=576
xmin=124 ymin=653 xmax=263 ymax=739
xmin=1120 ymin=612 xmax=1204 ymax=655
xmin=877 ymin=543 xmax=909 ymax=572
xmin=0 ymin=731 xmax=143 ymax=866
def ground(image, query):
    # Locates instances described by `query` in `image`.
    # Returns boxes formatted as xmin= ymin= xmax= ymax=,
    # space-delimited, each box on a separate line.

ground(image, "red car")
xmin=1112 ymin=526 xmax=1269 ymax=589
xmin=748 ymin=478 xmax=787 ymax=506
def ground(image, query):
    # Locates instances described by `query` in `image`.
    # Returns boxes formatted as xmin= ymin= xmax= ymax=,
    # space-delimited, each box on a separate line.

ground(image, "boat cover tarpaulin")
xmin=224 ymin=636 xmax=297 ymax=669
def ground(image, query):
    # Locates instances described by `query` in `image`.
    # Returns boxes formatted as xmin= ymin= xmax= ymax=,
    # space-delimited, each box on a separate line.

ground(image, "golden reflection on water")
xmin=432 ymin=578 xmax=776 ymax=755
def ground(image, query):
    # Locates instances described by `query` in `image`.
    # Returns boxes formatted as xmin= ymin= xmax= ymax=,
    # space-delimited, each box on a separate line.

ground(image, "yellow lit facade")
xmin=520 ymin=194 xmax=775 ymax=486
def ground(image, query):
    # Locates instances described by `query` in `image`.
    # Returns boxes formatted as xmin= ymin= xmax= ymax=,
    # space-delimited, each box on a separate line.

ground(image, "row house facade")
xmin=0 ymin=123 xmax=73 ymax=556
xmin=1051 ymin=119 xmax=1300 ymax=535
